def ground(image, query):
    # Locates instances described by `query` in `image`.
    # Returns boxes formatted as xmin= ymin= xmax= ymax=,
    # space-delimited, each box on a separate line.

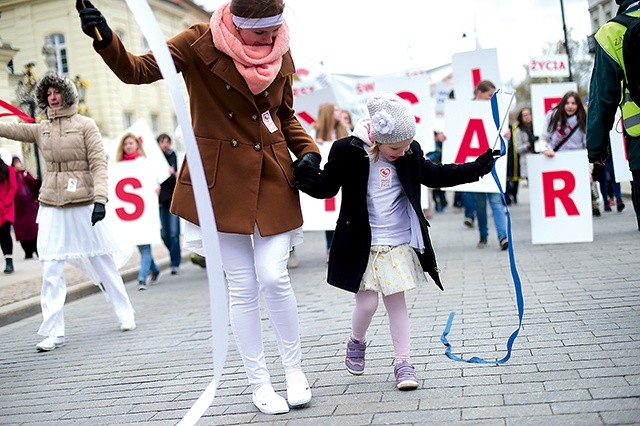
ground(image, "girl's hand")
xmin=543 ymin=149 xmax=555 ymax=157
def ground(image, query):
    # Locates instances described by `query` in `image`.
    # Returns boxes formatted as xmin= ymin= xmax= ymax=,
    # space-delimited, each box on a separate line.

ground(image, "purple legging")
xmin=351 ymin=290 xmax=410 ymax=362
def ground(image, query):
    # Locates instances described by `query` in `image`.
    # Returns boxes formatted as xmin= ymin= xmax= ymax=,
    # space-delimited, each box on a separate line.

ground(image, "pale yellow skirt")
xmin=360 ymin=243 xmax=429 ymax=295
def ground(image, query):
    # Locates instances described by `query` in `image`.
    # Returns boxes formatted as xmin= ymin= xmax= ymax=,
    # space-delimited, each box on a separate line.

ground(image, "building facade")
xmin=0 ymin=0 xmax=211 ymax=172
xmin=588 ymin=0 xmax=622 ymax=32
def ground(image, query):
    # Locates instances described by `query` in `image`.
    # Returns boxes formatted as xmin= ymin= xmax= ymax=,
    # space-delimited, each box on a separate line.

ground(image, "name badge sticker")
xmin=261 ymin=110 xmax=278 ymax=133
xmin=67 ymin=178 xmax=78 ymax=192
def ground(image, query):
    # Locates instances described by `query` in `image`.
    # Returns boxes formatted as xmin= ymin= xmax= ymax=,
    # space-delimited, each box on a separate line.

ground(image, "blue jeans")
xmin=461 ymin=192 xmax=477 ymax=219
xmin=137 ymin=244 xmax=159 ymax=282
xmin=475 ymin=192 xmax=507 ymax=241
xmin=159 ymin=204 xmax=181 ymax=268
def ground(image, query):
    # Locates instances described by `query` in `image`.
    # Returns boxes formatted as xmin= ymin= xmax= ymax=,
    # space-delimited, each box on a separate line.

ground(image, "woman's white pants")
xmin=219 ymin=228 xmax=302 ymax=386
xmin=38 ymin=254 xmax=135 ymax=337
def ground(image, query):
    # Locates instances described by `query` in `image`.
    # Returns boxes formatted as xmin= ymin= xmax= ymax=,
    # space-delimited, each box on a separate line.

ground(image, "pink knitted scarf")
xmin=210 ymin=2 xmax=290 ymax=95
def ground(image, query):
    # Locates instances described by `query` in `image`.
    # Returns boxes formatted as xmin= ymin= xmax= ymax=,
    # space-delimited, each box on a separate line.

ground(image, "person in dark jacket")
xmin=156 ymin=133 xmax=181 ymax=274
xmin=587 ymin=0 xmax=640 ymax=231
xmin=293 ymin=92 xmax=495 ymax=391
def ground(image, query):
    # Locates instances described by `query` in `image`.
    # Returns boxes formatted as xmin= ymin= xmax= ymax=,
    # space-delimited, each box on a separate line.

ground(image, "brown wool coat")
xmin=97 ymin=24 xmax=319 ymax=236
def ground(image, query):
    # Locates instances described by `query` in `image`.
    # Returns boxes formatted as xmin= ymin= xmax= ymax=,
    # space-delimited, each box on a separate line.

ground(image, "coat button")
xmin=254 ymin=143 xmax=262 ymax=151
xmin=252 ymin=114 xmax=258 ymax=121
xmin=230 ymin=139 xmax=239 ymax=147
xmin=225 ymin=84 xmax=231 ymax=91
xmin=263 ymin=91 xmax=269 ymax=97
xmin=345 ymin=221 xmax=350 ymax=226
xmin=227 ymin=111 xmax=234 ymax=119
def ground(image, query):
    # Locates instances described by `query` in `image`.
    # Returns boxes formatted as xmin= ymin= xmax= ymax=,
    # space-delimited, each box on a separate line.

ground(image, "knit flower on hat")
xmin=370 ymin=110 xmax=395 ymax=135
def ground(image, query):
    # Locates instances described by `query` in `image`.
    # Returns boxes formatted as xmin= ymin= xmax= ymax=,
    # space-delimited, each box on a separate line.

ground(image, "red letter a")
xmin=455 ymin=118 xmax=490 ymax=163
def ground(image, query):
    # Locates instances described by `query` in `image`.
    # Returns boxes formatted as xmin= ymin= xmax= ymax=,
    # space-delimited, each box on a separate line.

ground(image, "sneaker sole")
xmin=287 ymin=395 xmax=312 ymax=407
xmin=252 ymin=398 xmax=290 ymax=415
xmin=396 ymin=379 xmax=419 ymax=390
xmin=36 ymin=342 xmax=65 ymax=352
xmin=346 ymin=365 xmax=364 ymax=376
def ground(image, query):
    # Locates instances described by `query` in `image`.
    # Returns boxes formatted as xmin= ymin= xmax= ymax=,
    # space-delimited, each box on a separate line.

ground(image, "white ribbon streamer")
xmin=124 ymin=2 xmax=229 ymax=424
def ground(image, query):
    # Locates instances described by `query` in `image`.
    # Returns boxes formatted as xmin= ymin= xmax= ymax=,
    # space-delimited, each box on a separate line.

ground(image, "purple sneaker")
xmin=394 ymin=361 xmax=419 ymax=390
xmin=345 ymin=338 xmax=366 ymax=375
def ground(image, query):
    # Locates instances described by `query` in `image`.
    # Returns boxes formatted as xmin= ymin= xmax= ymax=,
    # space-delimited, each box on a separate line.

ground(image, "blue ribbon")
xmin=440 ymin=91 xmax=525 ymax=364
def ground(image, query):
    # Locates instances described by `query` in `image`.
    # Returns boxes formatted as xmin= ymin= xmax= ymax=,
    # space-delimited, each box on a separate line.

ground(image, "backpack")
xmin=611 ymin=13 xmax=640 ymax=105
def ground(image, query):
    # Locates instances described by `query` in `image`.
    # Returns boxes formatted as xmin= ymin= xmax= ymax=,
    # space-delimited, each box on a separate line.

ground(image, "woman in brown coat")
xmin=78 ymin=0 xmax=320 ymax=415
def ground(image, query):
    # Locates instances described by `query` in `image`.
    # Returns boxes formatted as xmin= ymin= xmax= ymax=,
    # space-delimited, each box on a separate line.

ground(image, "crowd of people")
xmin=0 ymin=0 xmax=636 ymax=418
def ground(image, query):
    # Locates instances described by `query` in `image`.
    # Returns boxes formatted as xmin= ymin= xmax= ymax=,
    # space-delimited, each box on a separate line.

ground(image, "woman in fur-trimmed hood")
xmin=35 ymin=72 xmax=78 ymax=112
xmin=0 ymin=71 xmax=137 ymax=352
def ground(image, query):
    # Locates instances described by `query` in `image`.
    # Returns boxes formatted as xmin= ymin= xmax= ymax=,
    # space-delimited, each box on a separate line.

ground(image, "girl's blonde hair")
xmin=116 ymin=132 xmax=146 ymax=161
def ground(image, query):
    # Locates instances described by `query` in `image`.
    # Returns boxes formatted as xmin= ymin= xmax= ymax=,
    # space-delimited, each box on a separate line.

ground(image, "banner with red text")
xmin=527 ymin=150 xmax=592 ymax=244
xmin=106 ymin=158 xmax=162 ymax=246
xmin=441 ymin=99 xmax=508 ymax=193
xmin=452 ymin=48 xmax=502 ymax=101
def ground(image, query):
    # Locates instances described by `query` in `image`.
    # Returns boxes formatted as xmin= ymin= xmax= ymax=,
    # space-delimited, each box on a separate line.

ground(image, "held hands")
xmin=76 ymin=0 xmax=113 ymax=49
xmin=292 ymin=152 xmax=321 ymax=193
xmin=474 ymin=148 xmax=498 ymax=176
xmin=91 ymin=202 xmax=106 ymax=226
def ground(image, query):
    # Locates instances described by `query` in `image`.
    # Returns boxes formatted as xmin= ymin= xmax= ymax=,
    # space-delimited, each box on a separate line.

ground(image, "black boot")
xmin=4 ymin=258 xmax=14 ymax=274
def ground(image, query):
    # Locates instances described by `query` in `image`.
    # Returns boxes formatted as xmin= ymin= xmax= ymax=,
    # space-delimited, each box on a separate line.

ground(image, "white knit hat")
xmin=366 ymin=92 xmax=416 ymax=144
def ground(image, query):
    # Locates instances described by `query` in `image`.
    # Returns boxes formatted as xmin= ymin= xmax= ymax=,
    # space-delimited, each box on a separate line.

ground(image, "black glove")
xmin=91 ymin=202 xmax=106 ymax=226
xmin=474 ymin=148 xmax=498 ymax=176
xmin=292 ymin=152 xmax=321 ymax=193
xmin=76 ymin=0 xmax=113 ymax=49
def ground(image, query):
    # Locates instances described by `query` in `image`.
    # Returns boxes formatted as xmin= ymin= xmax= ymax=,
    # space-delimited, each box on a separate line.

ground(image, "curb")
xmin=0 ymin=255 xmax=189 ymax=328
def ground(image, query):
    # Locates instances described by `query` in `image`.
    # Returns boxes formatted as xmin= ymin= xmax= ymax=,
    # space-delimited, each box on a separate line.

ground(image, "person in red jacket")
xmin=0 ymin=149 xmax=17 ymax=273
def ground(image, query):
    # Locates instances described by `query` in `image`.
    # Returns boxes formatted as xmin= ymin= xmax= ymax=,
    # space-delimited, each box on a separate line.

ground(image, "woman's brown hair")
xmin=230 ymin=0 xmax=285 ymax=19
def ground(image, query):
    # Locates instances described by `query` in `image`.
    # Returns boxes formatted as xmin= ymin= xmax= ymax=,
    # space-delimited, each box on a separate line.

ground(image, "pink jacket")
xmin=0 ymin=165 xmax=17 ymax=225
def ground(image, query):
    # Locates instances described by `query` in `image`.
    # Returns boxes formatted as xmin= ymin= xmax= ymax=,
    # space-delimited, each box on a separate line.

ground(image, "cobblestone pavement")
xmin=1 ymin=187 xmax=639 ymax=425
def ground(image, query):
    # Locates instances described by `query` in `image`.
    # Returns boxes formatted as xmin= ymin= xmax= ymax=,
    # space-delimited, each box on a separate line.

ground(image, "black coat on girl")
xmin=300 ymin=135 xmax=492 ymax=294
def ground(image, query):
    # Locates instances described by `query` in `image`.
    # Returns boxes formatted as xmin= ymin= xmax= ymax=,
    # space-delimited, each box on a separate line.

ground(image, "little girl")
xmin=116 ymin=132 xmax=160 ymax=291
xmin=294 ymin=92 xmax=495 ymax=390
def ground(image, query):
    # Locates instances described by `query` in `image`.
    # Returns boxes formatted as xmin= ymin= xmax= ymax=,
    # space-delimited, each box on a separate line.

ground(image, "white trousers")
xmin=219 ymin=227 xmax=302 ymax=386
xmin=38 ymin=254 xmax=135 ymax=337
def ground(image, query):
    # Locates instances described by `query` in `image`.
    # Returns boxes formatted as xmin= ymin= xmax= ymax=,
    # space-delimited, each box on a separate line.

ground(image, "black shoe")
xmin=4 ymin=258 xmax=14 ymax=274
xmin=477 ymin=237 xmax=487 ymax=248
xmin=150 ymin=271 xmax=160 ymax=283
xmin=500 ymin=238 xmax=508 ymax=251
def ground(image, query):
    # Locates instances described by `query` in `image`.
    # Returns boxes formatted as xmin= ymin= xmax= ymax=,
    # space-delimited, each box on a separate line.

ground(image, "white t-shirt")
xmin=366 ymin=155 xmax=411 ymax=246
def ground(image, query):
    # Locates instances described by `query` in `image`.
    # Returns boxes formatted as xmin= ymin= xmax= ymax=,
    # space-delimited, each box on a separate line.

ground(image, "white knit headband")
xmin=231 ymin=13 xmax=284 ymax=29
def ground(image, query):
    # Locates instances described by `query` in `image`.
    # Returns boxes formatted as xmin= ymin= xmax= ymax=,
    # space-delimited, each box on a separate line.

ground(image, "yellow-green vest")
xmin=595 ymin=9 xmax=640 ymax=136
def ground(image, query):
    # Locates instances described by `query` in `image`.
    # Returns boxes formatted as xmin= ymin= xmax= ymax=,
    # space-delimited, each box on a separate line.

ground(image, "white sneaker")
xmin=36 ymin=336 xmax=65 ymax=352
xmin=252 ymin=383 xmax=289 ymax=415
xmin=286 ymin=370 xmax=312 ymax=406
xmin=120 ymin=319 xmax=136 ymax=331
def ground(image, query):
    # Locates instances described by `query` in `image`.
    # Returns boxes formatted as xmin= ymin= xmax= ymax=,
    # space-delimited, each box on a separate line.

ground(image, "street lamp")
xmin=15 ymin=62 xmax=42 ymax=180
xmin=560 ymin=0 xmax=574 ymax=82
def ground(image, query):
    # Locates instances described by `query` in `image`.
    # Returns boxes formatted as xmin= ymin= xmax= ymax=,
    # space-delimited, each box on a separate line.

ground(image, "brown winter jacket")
xmin=95 ymin=24 xmax=320 ymax=236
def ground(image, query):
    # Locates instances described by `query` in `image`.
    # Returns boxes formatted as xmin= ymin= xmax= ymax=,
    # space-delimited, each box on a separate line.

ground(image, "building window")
xmin=45 ymin=34 xmax=68 ymax=75
xmin=150 ymin=113 xmax=159 ymax=135
xmin=123 ymin=112 xmax=134 ymax=129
